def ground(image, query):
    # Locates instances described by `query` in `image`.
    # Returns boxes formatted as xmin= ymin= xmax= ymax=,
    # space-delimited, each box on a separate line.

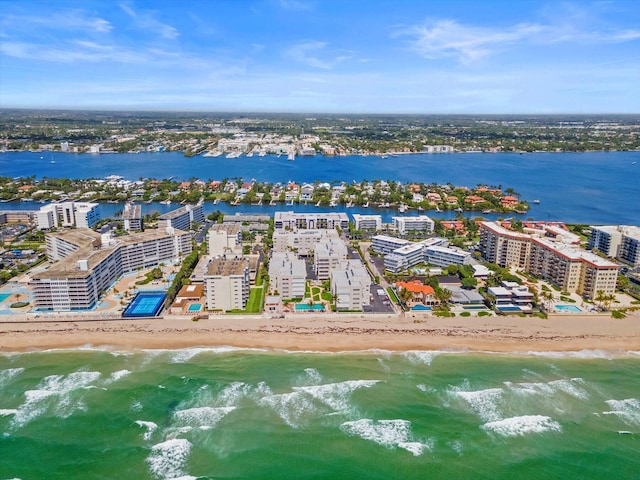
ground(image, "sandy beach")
xmin=1 ymin=311 xmax=639 ymax=353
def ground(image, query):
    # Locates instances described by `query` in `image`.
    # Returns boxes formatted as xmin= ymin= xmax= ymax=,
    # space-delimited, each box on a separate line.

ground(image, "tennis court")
xmin=122 ymin=292 xmax=166 ymax=318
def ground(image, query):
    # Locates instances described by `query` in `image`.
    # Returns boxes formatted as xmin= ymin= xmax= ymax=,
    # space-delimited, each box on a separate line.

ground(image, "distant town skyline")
xmin=1 ymin=0 xmax=639 ymax=113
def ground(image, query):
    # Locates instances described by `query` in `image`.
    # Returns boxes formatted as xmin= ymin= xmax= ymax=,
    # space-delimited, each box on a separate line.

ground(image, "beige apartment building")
xmin=480 ymin=222 xmax=619 ymax=298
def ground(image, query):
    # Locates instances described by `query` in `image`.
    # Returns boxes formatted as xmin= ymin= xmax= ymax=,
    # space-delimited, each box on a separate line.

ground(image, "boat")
xmin=398 ymin=204 xmax=406 ymax=213
xmin=482 ymin=209 xmax=493 ymax=214
xmin=363 ymin=202 xmax=369 ymax=208
xmin=287 ymin=152 xmax=295 ymax=161
xmin=533 ymin=199 xmax=540 ymax=204
xmin=454 ymin=207 xmax=463 ymax=212
xmin=160 ymin=200 xmax=171 ymax=205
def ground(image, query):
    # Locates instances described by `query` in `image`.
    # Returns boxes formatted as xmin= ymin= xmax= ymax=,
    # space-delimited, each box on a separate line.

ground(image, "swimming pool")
xmin=496 ymin=306 xmax=522 ymax=312
xmin=187 ymin=303 xmax=202 ymax=312
xmin=410 ymin=305 xmax=432 ymax=311
xmin=556 ymin=305 xmax=582 ymax=313
xmin=122 ymin=292 xmax=166 ymax=318
xmin=0 ymin=293 xmax=10 ymax=302
xmin=295 ymin=303 xmax=324 ymax=311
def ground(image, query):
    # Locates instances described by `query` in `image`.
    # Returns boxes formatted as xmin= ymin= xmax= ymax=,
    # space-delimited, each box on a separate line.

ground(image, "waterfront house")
xmin=500 ymin=196 xmax=519 ymax=208
xmin=395 ymin=280 xmax=438 ymax=306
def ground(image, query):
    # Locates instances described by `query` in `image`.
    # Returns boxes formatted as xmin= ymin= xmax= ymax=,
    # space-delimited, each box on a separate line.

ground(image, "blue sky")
xmin=1 ymin=0 xmax=639 ymax=113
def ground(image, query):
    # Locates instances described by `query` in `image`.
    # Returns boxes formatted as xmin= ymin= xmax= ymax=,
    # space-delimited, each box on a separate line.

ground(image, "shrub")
xmin=460 ymin=311 xmax=471 ymax=317
xmin=478 ymin=311 xmax=491 ymax=317
xmin=611 ymin=310 xmax=626 ymax=319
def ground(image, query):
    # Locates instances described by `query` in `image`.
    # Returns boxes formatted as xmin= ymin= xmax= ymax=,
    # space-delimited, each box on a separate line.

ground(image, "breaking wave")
xmin=340 ymin=419 xmax=431 ymax=456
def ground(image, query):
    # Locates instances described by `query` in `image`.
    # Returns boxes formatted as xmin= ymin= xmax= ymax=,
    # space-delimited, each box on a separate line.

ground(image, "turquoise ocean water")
xmin=1 ymin=348 xmax=639 ymax=479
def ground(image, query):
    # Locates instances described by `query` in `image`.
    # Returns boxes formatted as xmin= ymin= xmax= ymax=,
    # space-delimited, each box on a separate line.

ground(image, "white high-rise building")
xmin=204 ymin=256 xmax=250 ymax=311
xmin=36 ymin=202 xmax=101 ymax=230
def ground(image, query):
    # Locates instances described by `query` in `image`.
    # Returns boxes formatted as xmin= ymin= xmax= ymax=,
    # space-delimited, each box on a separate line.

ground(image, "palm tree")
xmin=595 ymin=290 xmax=607 ymax=311
xmin=436 ymin=288 xmax=452 ymax=309
xmin=398 ymin=287 xmax=412 ymax=306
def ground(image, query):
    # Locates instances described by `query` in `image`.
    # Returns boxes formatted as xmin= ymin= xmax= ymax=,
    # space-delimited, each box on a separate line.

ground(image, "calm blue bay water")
xmin=1 ymin=349 xmax=639 ymax=480
xmin=1 ymin=151 xmax=639 ymax=224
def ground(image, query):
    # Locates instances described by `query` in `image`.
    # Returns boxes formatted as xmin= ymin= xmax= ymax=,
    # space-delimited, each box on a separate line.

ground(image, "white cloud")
xmin=277 ymin=0 xmax=313 ymax=11
xmin=0 ymin=11 xmax=113 ymax=34
xmin=119 ymin=3 xmax=179 ymax=40
xmin=284 ymin=41 xmax=354 ymax=69
xmin=400 ymin=15 xmax=640 ymax=64
xmin=399 ymin=19 xmax=545 ymax=63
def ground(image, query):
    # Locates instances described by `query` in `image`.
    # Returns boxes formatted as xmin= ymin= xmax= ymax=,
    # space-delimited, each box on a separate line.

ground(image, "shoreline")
xmin=2 ymin=311 xmax=639 ymax=355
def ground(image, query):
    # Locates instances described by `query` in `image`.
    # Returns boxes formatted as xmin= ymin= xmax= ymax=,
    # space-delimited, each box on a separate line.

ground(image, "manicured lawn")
xmin=244 ymin=286 xmax=263 ymax=313
xmin=321 ymin=291 xmax=332 ymax=301
xmin=386 ymin=287 xmax=399 ymax=304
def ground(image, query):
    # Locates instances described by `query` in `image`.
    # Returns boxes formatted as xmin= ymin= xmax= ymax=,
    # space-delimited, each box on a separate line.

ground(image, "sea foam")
xmin=340 ymin=419 xmax=430 ymax=456
xmin=603 ymin=398 xmax=640 ymax=426
xmin=147 ymin=438 xmax=192 ymax=480
xmin=482 ymin=415 xmax=562 ymax=437
xmin=258 ymin=391 xmax=319 ymax=429
xmin=136 ymin=420 xmax=158 ymax=441
xmin=0 ymin=367 xmax=25 ymax=387
xmin=293 ymin=380 xmax=379 ymax=412
xmin=108 ymin=370 xmax=131 ymax=382
xmin=173 ymin=406 xmax=236 ymax=430
xmin=454 ymin=388 xmax=504 ymax=422
xmin=11 ymin=370 xmax=101 ymax=428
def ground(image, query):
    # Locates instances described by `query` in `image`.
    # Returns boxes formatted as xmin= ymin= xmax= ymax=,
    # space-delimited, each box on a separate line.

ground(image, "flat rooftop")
xmin=207 ymin=256 xmax=248 ymax=277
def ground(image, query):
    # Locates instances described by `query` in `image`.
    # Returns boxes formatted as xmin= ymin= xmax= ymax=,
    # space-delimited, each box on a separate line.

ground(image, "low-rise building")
xmin=392 ymin=215 xmax=434 ymax=235
xmin=274 ymin=211 xmax=349 ymax=231
xmin=352 ymin=214 xmax=383 ymax=231
xmin=157 ymin=203 xmax=204 ymax=231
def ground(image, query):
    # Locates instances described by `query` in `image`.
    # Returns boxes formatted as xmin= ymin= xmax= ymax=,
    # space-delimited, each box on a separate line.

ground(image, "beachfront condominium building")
xmin=31 ymin=227 xmax=191 ymax=311
xmin=330 ymin=259 xmax=371 ymax=311
xmin=480 ymin=221 xmax=619 ymax=297
xmin=268 ymin=252 xmax=307 ymax=299
xmin=272 ymin=229 xmax=340 ymax=256
xmin=36 ymin=202 xmax=101 ymax=230
xmin=423 ymin=244 xmax=472 ymax=268
xmin=208 ymin=224 xmax=242 ymax=257
xmin=314 ymin=237 xmax=348 ymax=280
xmin=157 ymin=203 xmax=204 ymax=231
xmin=383 ymin=237 xmax=450 ymax=273
xmin=371 ymin=235 xmax=410 ymax=255
xmin=274 ymin=211 xmax=349 ymax=231
xmin=589 ymin=225 xmax=640 ymax=266
xmin=352 ymin=214 xmax=383 ymax=231
xmin=204 ymin=256 xmax=250 ymax=311
xmin=392 ymin=215 xmax=434 ymax=235
xmin=122 ymin=203 xmax=142 ymax=232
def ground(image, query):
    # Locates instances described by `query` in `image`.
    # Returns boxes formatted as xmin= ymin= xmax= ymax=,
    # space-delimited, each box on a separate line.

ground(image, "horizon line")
xmin=1 ymin=107 xmax=640 ymax=117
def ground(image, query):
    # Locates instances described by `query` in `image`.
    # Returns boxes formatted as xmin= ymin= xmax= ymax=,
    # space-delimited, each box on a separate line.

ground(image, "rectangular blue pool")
xmin=411 ymin=305 xmax=432 ymax=311
xmin=187 ymin=303 xmax=202 ymax=312
xmin=295 ymin=303 xmax=325 ymax=311
xmin=122 ymin=292 xmax=166 ymax=318
xmin=556 ymin=305 xmax=582 ymax=313
xmin=0 ymin=293 xmax=11 ymax=302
